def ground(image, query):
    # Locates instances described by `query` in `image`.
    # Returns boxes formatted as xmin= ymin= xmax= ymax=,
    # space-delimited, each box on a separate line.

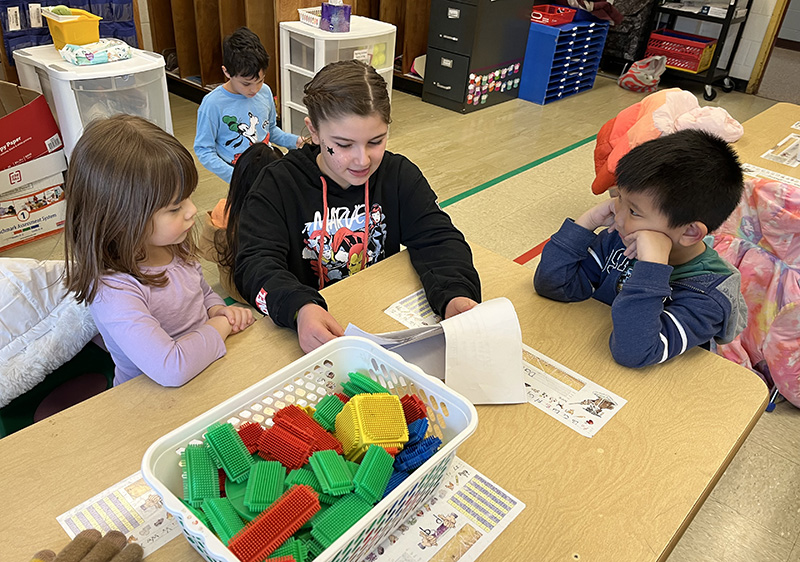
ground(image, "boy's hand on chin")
xmin=621 ymin=230 xmax=673 ymax=264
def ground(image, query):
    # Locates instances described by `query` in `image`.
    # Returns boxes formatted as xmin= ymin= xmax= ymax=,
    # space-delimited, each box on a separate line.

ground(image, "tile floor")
xmin=3 ymin=73 xmax=799 ymax=561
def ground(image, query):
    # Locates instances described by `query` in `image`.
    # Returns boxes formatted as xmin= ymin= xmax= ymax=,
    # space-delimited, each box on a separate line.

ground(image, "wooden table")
xmin=735 ymin=102 xmax=800 ymax=179
xmin=0 ymin=244 xmax=767 ymax=561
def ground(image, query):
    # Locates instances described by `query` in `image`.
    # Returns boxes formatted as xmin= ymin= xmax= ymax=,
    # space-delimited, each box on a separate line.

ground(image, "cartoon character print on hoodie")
xmin=301 ymin=203 xmax=387 ymax=284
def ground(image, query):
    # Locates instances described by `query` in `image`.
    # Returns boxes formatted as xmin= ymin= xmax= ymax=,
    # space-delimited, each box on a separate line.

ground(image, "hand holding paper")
xmin=346 ymin=297 xmax=527 ymax=405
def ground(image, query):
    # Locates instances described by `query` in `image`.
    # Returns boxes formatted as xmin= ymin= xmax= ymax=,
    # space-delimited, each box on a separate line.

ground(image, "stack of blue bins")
xmin=519 ymin=12 xmax=609 ymax=105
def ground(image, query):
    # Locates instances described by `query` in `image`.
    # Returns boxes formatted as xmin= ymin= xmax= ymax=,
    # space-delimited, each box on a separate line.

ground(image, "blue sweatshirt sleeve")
xmin=194 ymin=97 xmax=235 ymax=183
xmin=263 ymin=88 xmax=299 ymax=150
xmin=534 ymin=219 xmax=605 ymax=302
xmin=609 ymin=261 xmax=729 ymax=368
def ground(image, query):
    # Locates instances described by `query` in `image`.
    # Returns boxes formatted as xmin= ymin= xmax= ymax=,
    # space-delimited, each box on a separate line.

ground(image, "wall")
xmin=778 ymin=0 xmax=800 ymax=41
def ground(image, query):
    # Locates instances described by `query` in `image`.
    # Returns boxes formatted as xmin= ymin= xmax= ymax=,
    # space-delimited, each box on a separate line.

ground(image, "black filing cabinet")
xmin=422 ymin=0 xmax=533 ymax=113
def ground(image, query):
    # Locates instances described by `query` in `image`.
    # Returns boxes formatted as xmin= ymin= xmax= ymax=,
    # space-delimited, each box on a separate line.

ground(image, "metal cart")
xmin=648 ymin=0 xmax=753 ymax=100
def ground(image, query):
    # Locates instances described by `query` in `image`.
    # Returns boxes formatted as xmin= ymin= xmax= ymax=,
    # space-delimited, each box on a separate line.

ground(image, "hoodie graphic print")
xmin=301 ymin=202 xmax=387 ymax=285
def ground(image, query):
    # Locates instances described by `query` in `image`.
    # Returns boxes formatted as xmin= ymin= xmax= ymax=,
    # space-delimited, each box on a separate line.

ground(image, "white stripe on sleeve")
xmin=663 ymin=310 xmax=688 ymax=355
xmin=658 ymin=333 xmax=669 ymax=364
xmin=587 ymin=247 xmax=603 ymax=269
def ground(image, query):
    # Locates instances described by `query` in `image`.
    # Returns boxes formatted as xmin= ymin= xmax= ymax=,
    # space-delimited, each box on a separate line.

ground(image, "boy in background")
xmin=194 ymin=27 xmax=301 ymax=183
xmin=534 ymin=129 xmax=747 ymax=368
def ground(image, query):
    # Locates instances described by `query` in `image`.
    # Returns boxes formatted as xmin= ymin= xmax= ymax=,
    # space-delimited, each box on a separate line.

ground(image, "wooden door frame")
xmin=746 ymin=0 xmax=792 ymax=93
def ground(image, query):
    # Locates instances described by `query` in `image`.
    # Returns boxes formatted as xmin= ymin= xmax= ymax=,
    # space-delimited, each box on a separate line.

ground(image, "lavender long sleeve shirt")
xmin=90 ymin=257 xmax=227 ymax=386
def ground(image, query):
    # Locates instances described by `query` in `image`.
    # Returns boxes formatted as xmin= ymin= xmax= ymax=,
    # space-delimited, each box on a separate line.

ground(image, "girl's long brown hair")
xmin=64 ymin=114 xmax=198 ymax=304
xmin=302 ymin=59 xmax=392 ymax=129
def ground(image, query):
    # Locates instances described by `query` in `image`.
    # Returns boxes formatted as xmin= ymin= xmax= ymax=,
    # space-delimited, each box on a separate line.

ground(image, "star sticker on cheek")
xmin=326 ymin=145 xmax=335 ymax=155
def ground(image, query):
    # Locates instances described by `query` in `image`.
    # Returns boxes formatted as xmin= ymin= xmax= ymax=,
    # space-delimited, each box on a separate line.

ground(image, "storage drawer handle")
xmin=439 ymin=34 xmax=459 ymax=42
xmin=433 ymin=82 xmax=452 ymax=91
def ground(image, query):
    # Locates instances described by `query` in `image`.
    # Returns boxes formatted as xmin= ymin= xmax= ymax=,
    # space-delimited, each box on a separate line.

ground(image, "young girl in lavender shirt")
xmin=64 ymin=115 xmax=254 ymax=387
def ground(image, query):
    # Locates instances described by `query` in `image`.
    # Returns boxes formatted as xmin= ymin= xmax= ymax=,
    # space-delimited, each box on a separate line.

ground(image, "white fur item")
xmin=0 ymin=258 xmax=98 ymax=407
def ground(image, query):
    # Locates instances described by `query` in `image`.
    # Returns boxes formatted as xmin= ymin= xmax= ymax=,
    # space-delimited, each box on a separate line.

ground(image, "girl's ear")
xmin=304 ymin=117 xmax=320 ymax=145
xmin=678 ymin=221 xmax=708 ymax=246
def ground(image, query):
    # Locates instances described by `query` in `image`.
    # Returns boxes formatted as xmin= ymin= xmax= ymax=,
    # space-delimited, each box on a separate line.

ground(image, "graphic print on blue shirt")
xmin=599 ymin=247 xmax=634 ymax=294
xmin=222 ymin=112 xmax=260 ymax=150
xmin=301 ymin=203 xmax=387 ymax=284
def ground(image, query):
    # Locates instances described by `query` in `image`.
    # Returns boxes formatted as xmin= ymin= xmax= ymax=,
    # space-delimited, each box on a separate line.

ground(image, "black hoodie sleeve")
xmin=234 ymin=169 xmax=326 ymax=329
xmin=398 ymin=158 xmax=482 ymax=315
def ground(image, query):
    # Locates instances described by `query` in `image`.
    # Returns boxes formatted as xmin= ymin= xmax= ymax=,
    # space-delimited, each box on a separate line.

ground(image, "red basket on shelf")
xmin=645 ymin=28 xmax=717 ymax=73
xmin=530 ymin=5 xmax=576 ymax=26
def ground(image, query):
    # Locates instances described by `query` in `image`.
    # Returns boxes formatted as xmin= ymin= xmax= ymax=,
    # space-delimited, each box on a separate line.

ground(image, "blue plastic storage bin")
xmin=519 ymin=16 xmax=609 ymax=105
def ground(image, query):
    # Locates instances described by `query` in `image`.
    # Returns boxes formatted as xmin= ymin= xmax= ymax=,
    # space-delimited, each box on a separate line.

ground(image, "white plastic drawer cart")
xmin=14 ymin=44 xmax=173 ymax=159
xmin=279 ymin=16 xmax=396 ymax=138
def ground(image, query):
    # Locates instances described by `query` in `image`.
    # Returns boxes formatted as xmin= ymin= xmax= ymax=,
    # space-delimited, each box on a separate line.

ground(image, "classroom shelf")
xmin=519 ymin=16 xmax=609 ymax=105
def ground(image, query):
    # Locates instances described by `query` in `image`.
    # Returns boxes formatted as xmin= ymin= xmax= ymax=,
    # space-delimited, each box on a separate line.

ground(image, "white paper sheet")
xmin=360 ymin=457 xmax=525 ymax=562
xmin=356 ymin=297 xmax=527 ymax=404
xmin=522 ymin=345 xmax=627 ymax=437
xmin=345 ymin=324 xmax=446 ymax=380
xmin=741 ymin=162 xmax=800 ymax=188
xmin=760 ymin=133 xmax=800 ymax=167
xmin=56 ymin=471 xmax=181 ymax=557
xmin=440 ymin=298 xmax=526 ymax=404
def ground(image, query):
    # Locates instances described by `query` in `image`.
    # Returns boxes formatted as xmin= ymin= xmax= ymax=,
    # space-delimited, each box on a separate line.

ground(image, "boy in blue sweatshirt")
xmin=534 ymin=129 xmax=747 ymax=368
xmin=194 ymin=27 xmax=301 ymax=183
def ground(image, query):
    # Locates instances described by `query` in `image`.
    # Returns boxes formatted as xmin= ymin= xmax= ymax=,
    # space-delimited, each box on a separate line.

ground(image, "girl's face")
xmin=146 ymin=196 xmax=197 ymax=254
xmin=306 ymin=113 xmax=389 ymax=188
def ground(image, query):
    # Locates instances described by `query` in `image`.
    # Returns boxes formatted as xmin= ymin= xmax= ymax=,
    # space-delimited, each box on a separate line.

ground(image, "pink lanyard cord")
xmin=317 ymin=177 xmax=370 ymax=291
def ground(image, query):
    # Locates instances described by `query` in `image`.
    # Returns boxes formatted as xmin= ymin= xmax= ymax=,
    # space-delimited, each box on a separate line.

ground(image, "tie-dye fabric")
xmin=712 ymin=177 xmax=800 ymax=408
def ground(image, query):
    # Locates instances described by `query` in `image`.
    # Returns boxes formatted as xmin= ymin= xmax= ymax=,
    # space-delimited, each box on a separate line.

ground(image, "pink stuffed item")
xmin=712 ymin=177 xmax=800 ymax=408
xmin=592 ymin=88 xmax=744 ymax=194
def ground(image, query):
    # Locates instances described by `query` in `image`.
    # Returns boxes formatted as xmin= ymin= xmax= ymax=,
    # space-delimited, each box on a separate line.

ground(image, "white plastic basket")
xmin=142 ymin=336 xmax=478 ymax=562
xmin=298 ymin=7 xmax=322 ymax=27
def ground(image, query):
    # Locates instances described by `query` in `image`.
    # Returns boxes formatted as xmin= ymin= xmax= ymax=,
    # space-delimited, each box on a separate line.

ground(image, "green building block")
xmin=205 ymin=422 xmax=254 ymax=484
xmin=310 ymin=494 xmax=373 ymax=547
xmin=308 ymin=450 xmax=354 ymax=496
xmin=312 ymin=394 xmax=345 ymax=432
xmin=201 ymin=497 xmax=245 ymax=545
xmin=304 ymin=538 xmax=326 ymax=560
xmin=272 ymin=536 xmax=308 ymax=562
xmin=181 ymin=444 xmax=220 ymax=507
xmin=223 ymin=477 xmax=261 ymax=521
xmin=245 ymin=461 xmax=285 ymax=511
xmin=341 ymin=372 xmax=390 ymax=397
xmin=286 ymin=468 xmax=338 ymax=505
xmin=353 ymin=445 xmax=394 ymax=504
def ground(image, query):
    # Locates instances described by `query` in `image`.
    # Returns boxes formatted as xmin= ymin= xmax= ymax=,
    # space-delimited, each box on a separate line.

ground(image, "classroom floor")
xmin=4 ymin=74 xmax=800 ymax=561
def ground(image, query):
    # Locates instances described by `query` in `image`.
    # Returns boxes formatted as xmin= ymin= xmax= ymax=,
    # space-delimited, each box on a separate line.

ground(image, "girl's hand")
xmin=209 ymin=305 xmax=255 ymax=333
xmin=444 ymin=297 xmax=479 ymax=319
xmin=296 ymin=303 xmax=344 ymax=353
xmin=576 ymin=198 xmax=617 ymax=232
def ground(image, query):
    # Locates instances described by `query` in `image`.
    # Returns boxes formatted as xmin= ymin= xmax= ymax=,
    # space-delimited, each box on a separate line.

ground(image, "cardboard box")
xmin=0 ymin=81 xmax=63 ymax=171
xmin=0 ymin=81 xmax=66 ymax=252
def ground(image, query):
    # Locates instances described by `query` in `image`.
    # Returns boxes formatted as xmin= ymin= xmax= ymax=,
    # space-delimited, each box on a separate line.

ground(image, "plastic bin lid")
xmin=12 ymin=44 xmax=164 ymax=81
xmin=280 ymin=15 xmax=396 ymax=39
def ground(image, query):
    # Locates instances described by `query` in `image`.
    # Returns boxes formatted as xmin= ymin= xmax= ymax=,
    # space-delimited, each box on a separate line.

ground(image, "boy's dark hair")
xmin=223 ymin=27 xmax=269 ymax=79
xmin=615 ymin=129 xmax=743 ymax=232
